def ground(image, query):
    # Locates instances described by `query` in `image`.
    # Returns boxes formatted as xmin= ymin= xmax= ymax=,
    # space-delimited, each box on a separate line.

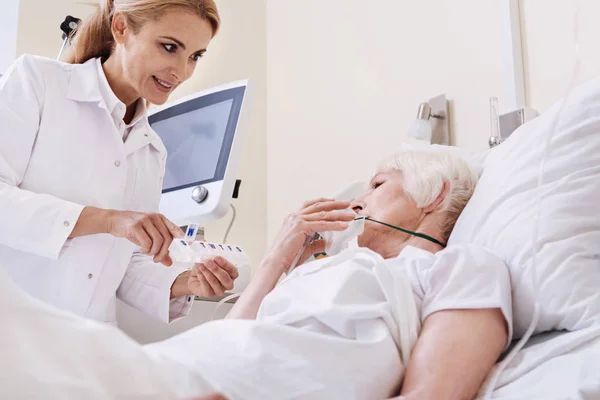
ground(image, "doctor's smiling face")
xmin=108 ymin=8 xmax=214 ymax=105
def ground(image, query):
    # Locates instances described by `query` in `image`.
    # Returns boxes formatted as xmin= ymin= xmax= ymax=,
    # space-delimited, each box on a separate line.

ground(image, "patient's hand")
xmin=225 ymin=198 xmax=354 ymax=320
xmin=188 ymin=257 xmax=239 ymax=297
xmin=265 ymin=198 xmax=355 ymax=273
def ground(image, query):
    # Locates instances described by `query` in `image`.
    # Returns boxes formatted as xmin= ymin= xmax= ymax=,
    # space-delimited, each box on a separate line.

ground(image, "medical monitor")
xmin=148 ymin=80 xmax=249 ymax=225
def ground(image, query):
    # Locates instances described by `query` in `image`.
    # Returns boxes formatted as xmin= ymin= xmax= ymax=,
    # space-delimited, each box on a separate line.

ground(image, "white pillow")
xmin=449 ymin=78 xmax=600 ymax=338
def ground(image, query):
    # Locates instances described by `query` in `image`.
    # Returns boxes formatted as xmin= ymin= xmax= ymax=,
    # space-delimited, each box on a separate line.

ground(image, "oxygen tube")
xmin=359 ymin=217 xmax=446 ymax=248
xmin=482 ymin=1 xmax=583 ymax=397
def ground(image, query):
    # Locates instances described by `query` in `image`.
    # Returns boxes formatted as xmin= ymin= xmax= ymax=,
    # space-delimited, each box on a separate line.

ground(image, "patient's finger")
xmin=298 ymin=239 xmax=327 ymax=265
xmin=307 ymin=239 xmax=327 ymax=255
xmin=199 ymin=264 xmax=226 ymax=296
xmin=205 ymin=259 xmax=234 ymax=291
xmin=304 ymin=220 xmax=350 ymax=234
xmin=298 ymin=197 xmax=335 ymax=212
xmin=214 ymin=256 xmax=239 ymax=280
xmin=303 ymin=209 xmax=355 ymax=222
xmin=300 ymin=200 xmax=351 ymax=216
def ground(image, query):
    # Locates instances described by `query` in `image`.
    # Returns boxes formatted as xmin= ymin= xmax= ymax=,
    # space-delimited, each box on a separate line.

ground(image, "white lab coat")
xmin=0 ymin=54 xmax=192 ymax=324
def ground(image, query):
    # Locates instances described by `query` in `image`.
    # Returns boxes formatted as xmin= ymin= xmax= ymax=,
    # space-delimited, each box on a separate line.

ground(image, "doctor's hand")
xmin=107 ymin=210 xmax=184 ymax=266
xmin=264 ymin=198 xmax=355 ymax=274
xmin=186 ymin=256 xmax=240 ymax=297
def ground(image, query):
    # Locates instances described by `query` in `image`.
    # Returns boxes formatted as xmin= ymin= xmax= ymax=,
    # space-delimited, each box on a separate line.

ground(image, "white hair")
xmin=376 ymin=145 xmax=479 ymax=240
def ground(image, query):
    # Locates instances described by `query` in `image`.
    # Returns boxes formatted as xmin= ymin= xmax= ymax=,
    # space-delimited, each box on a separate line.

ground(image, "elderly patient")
xmin=1 ymin=147 xmax=512 ymax=400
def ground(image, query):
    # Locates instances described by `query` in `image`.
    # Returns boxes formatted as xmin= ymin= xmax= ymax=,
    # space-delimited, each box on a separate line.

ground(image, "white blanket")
xmin=0 ymin=247 xmax=419 ymax=399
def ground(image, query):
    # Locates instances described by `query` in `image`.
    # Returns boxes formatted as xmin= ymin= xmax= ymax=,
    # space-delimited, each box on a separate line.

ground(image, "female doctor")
xmin=0 ymin=0 xmax=239 ymax=324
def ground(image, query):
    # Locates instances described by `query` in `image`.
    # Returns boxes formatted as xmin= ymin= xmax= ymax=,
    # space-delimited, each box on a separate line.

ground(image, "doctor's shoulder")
xmin=3 ymin=54 xmax=78 ymax=93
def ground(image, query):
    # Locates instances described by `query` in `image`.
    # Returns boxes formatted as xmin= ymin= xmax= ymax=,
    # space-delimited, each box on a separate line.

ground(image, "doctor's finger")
xmin=303 ymin=209 xmax=355 ymax=222
xmin=160 ymin=214 xmax=185 ymax=238
xmin=199 ymin=264 xmax=226 ymax=296
xmin=159 ymin=254 xmax=174 ymax=267
xmin=214 ymin=256 xmax=239 ymax=280
xmin=300 ymin=200 xmax=351 ymax=216
xmin=134 ymin=229 xmax=153 ymax=254
xmin=205 ymin=259 xmax=234 ymax=291
xmin=143 ymin=221 xmax=164 ymax=257
xmin=152 ymin=216 xmax=175 ymax=264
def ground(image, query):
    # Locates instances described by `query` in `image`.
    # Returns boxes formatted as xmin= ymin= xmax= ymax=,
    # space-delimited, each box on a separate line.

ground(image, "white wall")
xmin=266 ymin=0 xmax=508 ymax=242
xmin=16 ymin=0 xmax=266 ymax=341
xmin=522 ymin=0 xmax=600 ymax=112
xmin=0 ymin=0 xmax=20 ymax=73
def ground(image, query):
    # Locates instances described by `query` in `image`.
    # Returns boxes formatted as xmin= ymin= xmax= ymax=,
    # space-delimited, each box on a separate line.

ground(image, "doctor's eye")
xmin=190 ymin=53 xmax=204 ymax=62
xmin=162 ymin=43 xmax=177 ymax=53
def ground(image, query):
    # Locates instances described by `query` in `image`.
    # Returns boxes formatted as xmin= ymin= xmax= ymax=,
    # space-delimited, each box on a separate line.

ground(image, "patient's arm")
xmin=225 ymin=258 xmax=283 ymax=319
xmin=395 ymin=308 xmax=507 ymax=400
xmin=226 ymin=199 xmax=354 ymax=320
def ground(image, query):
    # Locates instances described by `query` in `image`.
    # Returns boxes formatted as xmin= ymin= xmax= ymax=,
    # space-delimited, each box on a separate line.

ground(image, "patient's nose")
xmin=350 ymin=198 xmax=365 ymax=214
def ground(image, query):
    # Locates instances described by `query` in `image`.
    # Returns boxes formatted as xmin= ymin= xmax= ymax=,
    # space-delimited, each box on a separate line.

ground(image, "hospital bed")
xmin=454 ymin=71 xmax=600 ymax=398
xmin=483 ymin=327 xmax=600 ymax=399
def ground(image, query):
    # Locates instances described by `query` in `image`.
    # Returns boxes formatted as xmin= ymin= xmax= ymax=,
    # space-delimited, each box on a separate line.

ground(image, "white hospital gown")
xmin=0 ymin=244 xmax=512 ymax=399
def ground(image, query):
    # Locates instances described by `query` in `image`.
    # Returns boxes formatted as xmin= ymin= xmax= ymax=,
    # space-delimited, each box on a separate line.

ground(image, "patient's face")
xmin=351 ymin=171 xmax=424 ymax=252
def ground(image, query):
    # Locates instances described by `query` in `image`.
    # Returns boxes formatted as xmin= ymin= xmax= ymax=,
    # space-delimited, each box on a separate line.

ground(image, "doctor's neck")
xmin=101 ymin=57 xmax=140 ymax=123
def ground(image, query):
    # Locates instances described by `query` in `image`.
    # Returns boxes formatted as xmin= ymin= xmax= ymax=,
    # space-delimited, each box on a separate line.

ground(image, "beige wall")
xmin=266 ymin=0 xmax=508 ymax=242
xmin=16 ymin=1 xmax=95 ymax=58
xmin=16 ymin=0 xmax=267 ymax=269
xmin=522 ymin=0 xmax=600 ymax=112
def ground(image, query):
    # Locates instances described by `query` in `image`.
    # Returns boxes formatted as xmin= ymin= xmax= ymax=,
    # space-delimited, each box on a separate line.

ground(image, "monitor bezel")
xmin=148 ymin=86 xmax=246 ymax=194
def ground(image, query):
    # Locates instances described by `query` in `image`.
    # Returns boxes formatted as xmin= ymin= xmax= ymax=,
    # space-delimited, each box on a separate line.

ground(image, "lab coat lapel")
xmin=124 ymin=122 xmax=167 ymax=156
xmin=66 ymin=59 xmax=166 ymax=157
xmin=65 ymin=59 xmax=103 ymax=106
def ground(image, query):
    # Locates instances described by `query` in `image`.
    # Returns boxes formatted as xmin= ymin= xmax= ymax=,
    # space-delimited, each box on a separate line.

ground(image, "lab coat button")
xmin=88 ymin=273 xmax=93 ymax=279
xmin=63 ymin=221 xmax=70 ymax=227
xmin=114 ymin=160 xmax=121 ymax=167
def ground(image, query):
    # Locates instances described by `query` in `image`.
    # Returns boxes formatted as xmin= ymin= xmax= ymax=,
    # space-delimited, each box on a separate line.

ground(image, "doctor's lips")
xmin=153 ymin=75 xmax=175 ymax=91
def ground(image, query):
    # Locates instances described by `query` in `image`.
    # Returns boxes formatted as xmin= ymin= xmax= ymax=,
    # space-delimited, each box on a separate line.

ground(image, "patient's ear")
xmin=424 ymin=181 xmax=450 ymax=213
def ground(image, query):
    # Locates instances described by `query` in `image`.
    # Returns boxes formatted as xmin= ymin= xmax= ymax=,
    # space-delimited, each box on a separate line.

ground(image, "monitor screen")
xmin=149 ymin=86 xmax=245 ymax=193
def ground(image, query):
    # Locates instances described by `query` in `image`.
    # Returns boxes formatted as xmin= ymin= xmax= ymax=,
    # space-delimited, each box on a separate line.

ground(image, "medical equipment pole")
xmin=57 ymin=15 xmax=81 ymax=60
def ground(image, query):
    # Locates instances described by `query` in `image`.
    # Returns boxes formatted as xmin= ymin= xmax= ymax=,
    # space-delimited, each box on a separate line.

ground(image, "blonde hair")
xmin=377 ymin=146 xmax=479 ymax=241
xmin=64 ymin=0 xmax=220 ymax=64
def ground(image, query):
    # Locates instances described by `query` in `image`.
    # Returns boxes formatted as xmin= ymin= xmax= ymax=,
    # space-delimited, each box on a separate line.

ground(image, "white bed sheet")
xmin=479 ymin=326 xmax=600 ymax=399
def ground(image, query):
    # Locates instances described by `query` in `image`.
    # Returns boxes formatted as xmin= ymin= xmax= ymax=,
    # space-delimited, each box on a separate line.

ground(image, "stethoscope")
xmin=57 ymin=15 xmax=81 ymax=60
